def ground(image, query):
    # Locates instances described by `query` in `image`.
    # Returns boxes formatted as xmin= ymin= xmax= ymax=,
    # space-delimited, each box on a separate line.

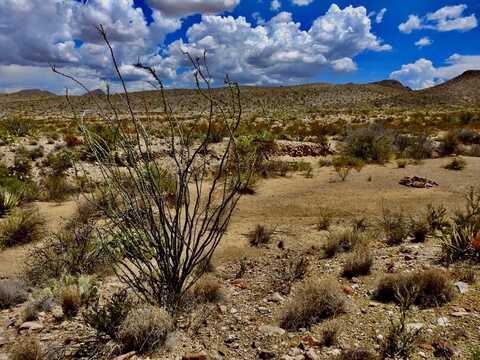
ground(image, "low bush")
xmin=425 ymin=204 xmax=448 ymax=232
xmin=84 ymin=289 xmax=133 ymax=341
xmin=321 ymin=321 xmax=340 ymax=347
xmin=332 ymin=156 xmax=364 ymax=181
xmin=191 ymin=275 xmax=223 ymax=304
xmin=274 ymin=256 xmax=309 ymax=295
xmin=439 ymin=224 xmax=479 ymax=263
xmin=323 ymin=228 xmax=363 ymax=258
xmin=317 ymin=208 xmax=334 ymax=230
xmin=379 ymin=207 xmax=409 ymax=245
xmin=249 ymin=224 xmax=274 ymax=247
xmin=0 ymin=279 xmax=28 ymax=309
xmin=444 ymin=157 xmax=466 ymax=171
xmin=342 ymin=246 xmax=373 ymax=278
xmin=41 ymin=174 xmax=75 ymax=201
xmin=343 ymin=125 xmax=394 ymax=163
xmin=20 ymin=289 xmax=54 ymax=322
xmin=409 ymin=217 xmax=430 ymax=243
xmin=279 ymin=279 xmax=346 ymax=330
xmin=0 ymin=207 xmax=45 ymax=248
xmin=375 ymin=268 xmax=454 ymax=307
xmin=57 ymin=276 xmax=98 ymax=318
xmin=118 ymin=305 xmax=174 ymax=353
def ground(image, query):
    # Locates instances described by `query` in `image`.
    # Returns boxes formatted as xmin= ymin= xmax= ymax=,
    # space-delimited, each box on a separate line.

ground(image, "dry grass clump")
xmin=249 ymin=224 xmax=274 ymax=247
xmin=0 ymin=279 xmax=28 ymax=309
xmin=342 ymin=246 xmax=373 ymax=278
xmin=279 ymin=279 xmax=346 ymax=330
xmin=274 ymin=256 xmax=309 ymax=295
xmin=379 ymin=207 xmax=409 ymax=245
xmin=118 ymin=305 xmax=174 ymax=353
xmin=317 ymin=208 xmax=334 ymax=230
xmin=10 ymin=337 xmax=44 ymax=360
xmin=375 ymin=268 xmax=454 ymax=307
xmin=191 ymin=275 xmax=223 ymax=304
xmin=409 ymin=217 xmax=430 ymax=243
xmin=322 ymin=228 xmax=363 ymax=258
xmin=321 ymin=321 xmax=341 ymax=347
xmin=60 ymin=285 xmax=82 ymax=318
xmin=0 ymin=207 xmax=45 ymax=248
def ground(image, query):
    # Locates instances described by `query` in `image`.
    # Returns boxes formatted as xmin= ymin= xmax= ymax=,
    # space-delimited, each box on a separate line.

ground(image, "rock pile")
xmin=273 ymin=140 xmax=332 ymax=157
xmin=399 ymin=176 xmax=439 ymax=188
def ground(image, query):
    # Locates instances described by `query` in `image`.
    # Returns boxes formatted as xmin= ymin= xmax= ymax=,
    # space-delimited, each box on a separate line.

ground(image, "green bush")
xmin=444 ymin=157 xmax=466 ymax=171
xmin=0 ymin=207 xmax=45 ymax=248
xmin=332 ymin=156 xmax=364 ymax=181
xmin=343 ymin=125 xmax=394 ymax=163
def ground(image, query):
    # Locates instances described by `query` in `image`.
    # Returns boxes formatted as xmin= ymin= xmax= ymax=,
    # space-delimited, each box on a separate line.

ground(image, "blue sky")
xmin=0 ymin=0 xmax=479 ymax=93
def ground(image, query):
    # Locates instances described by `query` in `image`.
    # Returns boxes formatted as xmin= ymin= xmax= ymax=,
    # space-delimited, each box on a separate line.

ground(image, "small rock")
xmin=304 ymin=349 xmax=320 ymax=360
xmin=51 ymin=306 xmax=64 ymax=321
xmin=328 ymin=349 xmax=342 ymax=356
xmin=182 ymin=352 xmax=209 ymax=360
xmin=0 ymin=336 xmax=9 ymax=347
xmin=451 ymin=311 xmax=469 ymax=317
xmin=231 ymin=279 xmax=248 ymax=289
xmin=343 ymin=286 xmax=354 ymax=295
xmin=259 ymin=325 xmax=286 ymax=337
xmin=113 ymin=352 xmax=137 ymax=360
xmin=224 ymin=334 xmax=238 ymax=344
xmin=437 ymin=317 xmax=449 ymax=327
xmin=406 ymin=323 xmax=424 ymax=332
xmin=258 ymin=350 xmax=276 ymax=359
xmin=269 ymin=292 xmax=284 ymax=303
xmin=454 ymin=281 xmax=469 ymax=294
xmin=19 ymin=321 xmax=44 ymax=331
xmin=376 ymin=334 xmax=384 ymax=342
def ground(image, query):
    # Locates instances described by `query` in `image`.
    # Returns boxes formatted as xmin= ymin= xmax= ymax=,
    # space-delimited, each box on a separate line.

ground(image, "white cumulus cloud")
xmin=390 ymin=54 xmax=480 ymax=89
xmin=271 ymin=0 xmax=281 ymax=11
xmin=291 ymin=0 xmax=314 ymax=6
xmin=376 ymin=8 xmax=387 ymax=24
xmin=399 ymin=4 xmax=477 ymax=33
xmin=415 ymin=37 xmax=433 ymax=48
xmin=147 ymin=0 xmax=240 ymax=17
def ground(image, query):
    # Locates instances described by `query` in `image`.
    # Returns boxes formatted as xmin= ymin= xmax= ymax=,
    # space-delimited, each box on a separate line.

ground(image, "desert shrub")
xmin=40 ymin=174 xmax=75 ymax=201
xmin=249 ymin=224 xmax=274 ymax=246
xmin=0 ymin=207 xmax=45 ymax=248
xmin=317 ymin=208 xmax=334 ymax=230
xmin=342 ymin=246 xmax=373 ymax=278
xmin=11 ymin=147 xmax=32 ymax=179
xmin=452 ymin=187 xmax=480 ymax=231
xmin=409 ymin=217 xmax=430 ymax=243
xmin=25 ymin=220 xmax=110 ymax=285
xmin=44 ymin=149 xmax=76 ymax=176
xmin=343 ymin=125 xmax=394 ymax=163
xmin=0 ymin=117 xmax=34 ymax=137
xmin=469 ymin=144 xmax=480 ymax=157
xmin=439 ymin=224 xmax=479 ymax=263
xmin=375 ymin=268 xmax=454 ymax=307
xmin=440 ymin=131 xmax=460 ymax=156
xmin=64 ymin=132 xmax=83 ymax=147
xmin=457 ymin=128 xmax=480 ymax=144
xmin=407 ymin=133 xmax=435 ymax=160
xmin=9 ymin=337 xmax=44 ymax=360
xmin=337 ymin=349 xmax=377 ymax=360
xmin=457 ymin=268 xmax=476 ymax=284
xmin=444 ymin=157 xmax=466 ymax=170
xmin=380 ymin=207 xmax=409 ymax=245
xmin=332 ymin=156 xmax=364 ymax=181
xmin=84 ymin=289 xmax=133 ymax=340
xmin=20 ymin=289 xmax=54 ymax=322
xmin=472 ymin=348 xmax=480 ymax=360
xmin=425 ymin=204 xmax=448 ymax=232
xmin=274 ymin=256 xmax=309 ymax=295
xmin=382 ymin=303 xmax=422 ymax=360
xmin=321 ymin=321 xmax=340 ymax=347
xmin=0 ymin=279 xmax=28 ymax=309
xmin=191 ymin=274 xmax=223 ymax=304
xmin=323 ymin=228 xmax=363 ymax=258
xmin=143 ymin=164 xmax=177 ymax=203
xmin=279 ymin=279 xmax=346 ymax=330
xmin=396 ymin=159 xmax=407 ymax=168
xmin=118 ymin=305 xmax=174 ymax=353
xmin=0 ymin=187 xmax=21 ymax=217
xmin=57 ymin=276 xmax=98 ymax=318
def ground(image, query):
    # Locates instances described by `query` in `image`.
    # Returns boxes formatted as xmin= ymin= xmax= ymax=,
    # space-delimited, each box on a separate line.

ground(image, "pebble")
xmin=406 ymin=323 xmax=424 ymax=331
xmin=437 ymin=317 xmax=449 ymax=327
xmin=259 ymin=325 xmax=286 ymax=337
xmin=454 ymin=281 xmax=469 ymax=294
xmin=19 ymin=321 xmax=44 ymax=331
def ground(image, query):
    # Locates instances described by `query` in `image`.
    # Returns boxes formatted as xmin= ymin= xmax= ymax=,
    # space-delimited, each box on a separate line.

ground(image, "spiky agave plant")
xmin=0 ymin=188 xmax=21 ymax=217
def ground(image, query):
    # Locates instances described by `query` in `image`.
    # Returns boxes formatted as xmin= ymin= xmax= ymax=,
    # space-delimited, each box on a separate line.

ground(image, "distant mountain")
xmin=83 ymin=89 xmax=106 ymax=96
xmin=8 ymin=89 xmax=56 ymax=97
xmin=370 ymin=79 xmax=412 ymax=91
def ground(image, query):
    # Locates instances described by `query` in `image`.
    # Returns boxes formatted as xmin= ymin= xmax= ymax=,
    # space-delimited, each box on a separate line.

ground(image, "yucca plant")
xmin=0 ymin=188 xmax=21 ymax=217
xmin=0 ymin=207 xmax=46 ymax=248
xmin=440 ymin=224 xmax=478 ymax=263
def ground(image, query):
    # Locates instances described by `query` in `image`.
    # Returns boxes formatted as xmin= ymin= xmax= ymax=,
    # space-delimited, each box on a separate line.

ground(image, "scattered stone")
xmin=19 ymin=321 xmax=44 ymax=331
xmin=432 ymin=340 xmax=455 ymax=358
xmin=269 ymin=292 xmax=284 ymax=303
xmin=258 ymin=350 xmax=276 ymax=359
xmin=182 ymin=352 xmax=209 ymax=360
xmin=0 ymin=336 xmax=8 ymax=347
xmin=454 ymin=281 xmax=469 ymax=294
xmin=451 ymin=311 xmax=469 ymax=317
xmin=304 ymin=349 xmax=320 ymax=360
xmin=224 ymin=334 xmax=238 ymax=344
xmin=301 ymin=335 xmax=321 ymax=347
xmin=399 ymin=176 xmax=438 ymax=188
xmin=113 ymin=352 xmax=137 ymax=360
xmin=328 ymin=349 xmax=342 ymax=356
xmin=343 ymin=286 xmax=354 ymax=295
xmin=231 ymin=279 xmax=248 ymax=289
xmin=406 ymin=323 xmax=424 ymax=332
xmin=259 ymin=325 xmax=286 ymax=337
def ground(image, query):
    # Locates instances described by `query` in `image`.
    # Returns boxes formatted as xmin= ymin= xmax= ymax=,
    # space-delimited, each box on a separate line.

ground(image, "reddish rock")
xmin=231 ymin=279 xmax=248 ymax=289
xmin=343 ymin=286 xmax=354 ymax=295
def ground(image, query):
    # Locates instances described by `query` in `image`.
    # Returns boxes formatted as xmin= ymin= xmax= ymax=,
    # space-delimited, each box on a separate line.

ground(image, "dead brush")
xmin=0 ymin=279 xmax=28 ymax=309
xmin=10 ymin=337 xmax=44 ymax=360
xmin=274 ymin=256 xmax=309 ymax=295
xmin=337 ymin=349 xmax=378 ymax=360
xmin=317 ymin=208 xmax=334 ymax=230
xmin=191 ymin=274 xmax=223 ymax=304
xmin=379 ymin=206 xmax=409 ymax=245
xmin=321 ymin=320 xmax=341 ymax=347
xmin=249 ymin=224 xmax=275 ymax=247
xmin=279 ymin=278 xmax=346 ymax=330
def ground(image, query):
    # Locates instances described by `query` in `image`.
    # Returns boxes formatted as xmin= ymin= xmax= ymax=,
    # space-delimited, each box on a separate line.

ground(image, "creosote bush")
xmin=279 ymin=278 xmax=346 ymax=330
xmin=375 ymin=268 xmax=454 ymax=307
xmin=444 ymin=157 xmax=466 ymax=171
xmin=118 ymin=305 xmax=174 ymax=353
xmin=332 ymin=156 xmax=364 ymax=181
xmin=380 ymin=207 xmax=409 ymax=246
xmin=343 ymin=125 xmax=394 ymax=163
xmin=322 ymin=228 xmax=363 ymax=258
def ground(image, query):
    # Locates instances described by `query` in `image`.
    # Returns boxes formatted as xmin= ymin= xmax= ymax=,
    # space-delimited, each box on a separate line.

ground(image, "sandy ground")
xmin=1 ymin=156 xmax=479 ymax=278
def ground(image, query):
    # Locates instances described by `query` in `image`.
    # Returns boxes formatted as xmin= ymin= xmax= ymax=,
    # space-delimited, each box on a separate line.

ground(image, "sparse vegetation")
xmin=0 ymin=207 xmax=45 ymax=248
xmin=380 ymin=207 xmax=409 ymax=245
xmin=445 ymin=157 xmax=466 ymax=170
xmin=343 ymin=125 xmax=394 ymax=163
xmin=279 ymin=278 xmax=346 ymax=330
xmin=9 ymin=337 xmax=44 ymax=360
xmin=249 ymin=224 xmax=274 ymax=247
xmin=191 ymin=274 xmax=223 ymax=303
xmin=342 ymin=245 xmax=373 ymax=278
xmin=0 ymin=279 xmax=28 ymax=309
